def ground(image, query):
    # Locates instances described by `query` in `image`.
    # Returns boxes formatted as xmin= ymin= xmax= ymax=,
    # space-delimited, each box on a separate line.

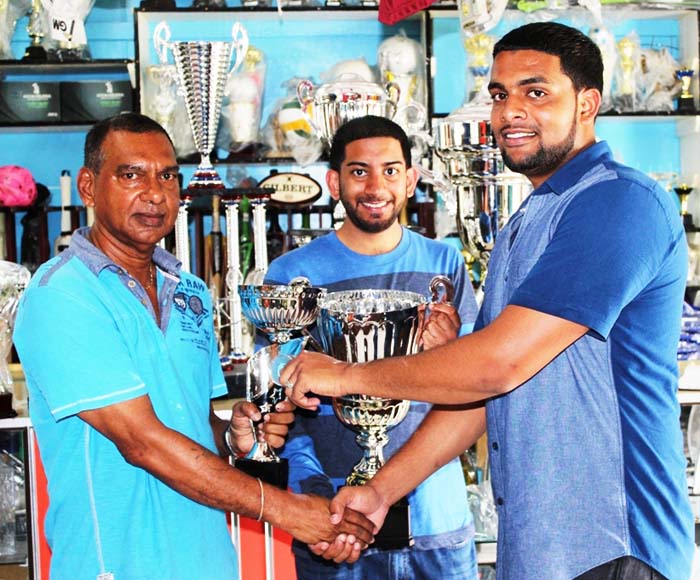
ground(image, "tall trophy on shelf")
xmin=0 ymin=262 xmax=30 ymax=419
xmin=316 ymin=276 xmax=452 ymax=550
xmin=155 ymin=21 xmax=249 ymax=272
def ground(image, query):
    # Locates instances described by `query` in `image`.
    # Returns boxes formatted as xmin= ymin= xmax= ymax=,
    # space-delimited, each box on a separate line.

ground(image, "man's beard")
xmin=500 ymin=114 xmax=577 ymax=179
xmin=341 ymin=198 xmax=401 ymax=233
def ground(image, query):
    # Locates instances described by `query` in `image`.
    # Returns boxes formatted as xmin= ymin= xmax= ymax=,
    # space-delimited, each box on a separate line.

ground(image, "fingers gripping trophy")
xmin=316 ymin=276 xmax=453 ymax=550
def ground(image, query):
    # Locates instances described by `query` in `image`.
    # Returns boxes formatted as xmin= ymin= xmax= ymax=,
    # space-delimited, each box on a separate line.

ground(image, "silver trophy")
xmin=238 ymin=277 xmax=326 ymax=345
xmin=433 ymin=102 xmax=530 ymax=291
xmin=316 ymin=277 xmax=451 ymax=549
xmin=0 ymin=262 xmax=30 ymax=419
xmin=237 ymin=279 xmax=324 ymax=487
xmin=236 ymin=336 xmax=308 ymax=489
xmin=297 ymin=75 xmax=416 ymax=146
xmin=156 ymin=21 xmax=249 ymax=189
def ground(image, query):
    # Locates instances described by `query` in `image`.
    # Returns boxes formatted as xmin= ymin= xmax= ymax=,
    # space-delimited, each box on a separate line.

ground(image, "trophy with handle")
xmin=155 ymin=21 xmax=248 ymax=272
xmin=237 ymin=276 xmax=326 ymax=487
xmin=159 ymin=21 xmax=249 ymax=189
xmin=316 ymin=276 xmax=452 ymax=550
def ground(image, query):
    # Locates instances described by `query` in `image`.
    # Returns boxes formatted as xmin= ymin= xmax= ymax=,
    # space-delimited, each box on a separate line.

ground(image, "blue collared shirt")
xmin=13 ymin=228 xmax=235 ymax=580
xmin=476 ymin=141 xmax=694 ymax=580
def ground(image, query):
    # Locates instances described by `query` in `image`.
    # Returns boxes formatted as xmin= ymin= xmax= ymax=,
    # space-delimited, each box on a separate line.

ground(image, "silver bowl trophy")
xmin=0 ymin=262 xmax=30 ymax=419
xmin=297 ymin=76 xmax=404 ymax=146
xmin=317 ymin=276 xmax=453 ymax=550
xmin=433 ymin=102 xmax=530 ymax=292
xmin=154 ymin=21 xmax=249 ymax=272
xmin=237 ymin=277 xmax=326 ymax=487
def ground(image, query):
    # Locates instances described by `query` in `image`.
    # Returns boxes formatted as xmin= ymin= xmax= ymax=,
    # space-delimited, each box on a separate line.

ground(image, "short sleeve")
xmin=14 ymin=285 xmax=148 ymax=420
xmin=510 ymin=182 xmax=680 ymax=338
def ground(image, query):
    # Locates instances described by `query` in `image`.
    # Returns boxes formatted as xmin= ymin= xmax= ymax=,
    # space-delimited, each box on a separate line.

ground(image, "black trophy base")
xmin=374 ymin=496 xmax=413 ymax=550
xmin=21 ymin=44 xmax=48 ymax=63
xmin=683 ymin=213 xmax=699 ymax=232
xmin=0 ymin=392 xmax=17 ymax=419
xmin=677 ymin=96 xmax=696 ymax=114
xmin=236 ymin=457 xmax=289 ymax=490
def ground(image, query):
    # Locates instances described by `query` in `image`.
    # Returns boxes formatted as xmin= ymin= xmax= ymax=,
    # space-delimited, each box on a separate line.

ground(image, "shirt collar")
xmin=533 ymin=140 xmax=613 ymax=196
xmin=71 ymin=227 xmax=182 ymax=278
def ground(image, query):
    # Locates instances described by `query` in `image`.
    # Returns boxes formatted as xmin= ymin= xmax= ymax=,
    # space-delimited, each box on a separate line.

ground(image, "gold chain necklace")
xmin=143 ymin=262 xmax=156 ymax=291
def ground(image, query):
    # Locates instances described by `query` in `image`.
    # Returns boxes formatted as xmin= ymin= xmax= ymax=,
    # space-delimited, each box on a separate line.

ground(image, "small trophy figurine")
xmin=615 ymin=35 xmax=639 ymax=112
xmin=464 ymin=32 xmax=495 ymax=101
xmin=676 ymin=67 xmax=696 ymax=113
xmin=674 ymin=175 xmax=698 ymax=232
xmin=21 ymin=0 xmax=48 ymax=62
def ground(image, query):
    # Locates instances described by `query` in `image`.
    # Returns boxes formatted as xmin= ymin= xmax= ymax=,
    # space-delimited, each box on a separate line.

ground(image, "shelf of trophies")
xmin=0 ymin=58 xmax=136 ymax=129
xmin=133 ymin=6 xmax=429 ymax=169
xmin=427 ymin=6 xmax=700 ymax=124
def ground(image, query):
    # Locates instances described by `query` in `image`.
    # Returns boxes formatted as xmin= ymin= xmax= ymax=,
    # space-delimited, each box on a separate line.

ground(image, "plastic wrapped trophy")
xmin=0 ymin=262 xmax=30 ymax=419
xmin=297 ymin=75 xmax=424 ymax=147
xmin=147 ymin=22 xmax=179 ymax=141
xmin=40 ymin=0 xmax=96 ymax=61
xmin=21 ymin=0 xmax=48 ymax=61
xmin=155 ymin=21 xmax=248 ymax=271
xmin=317 ymin=276 xmax=452 ymax=550
xmin=432 ymin=102 xmax=530 ymax=292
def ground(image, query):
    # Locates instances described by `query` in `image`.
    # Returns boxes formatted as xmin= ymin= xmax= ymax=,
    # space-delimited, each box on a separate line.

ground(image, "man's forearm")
xmin=369 ymin=405 xmax=487 ymax=506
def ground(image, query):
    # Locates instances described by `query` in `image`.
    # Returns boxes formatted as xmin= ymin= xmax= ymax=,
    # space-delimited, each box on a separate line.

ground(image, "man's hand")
xmin=280 ymin=351 xmax=351 ymax=411
xmin=279 ymin=493 xmax=375 ymax=557
xmin=308 ymin=484 xmax=389 ymax=563
xmin=229 ymin=400 xmax=296 ymax=455
xmin=420 ymin=302 xmax=460 ymax=350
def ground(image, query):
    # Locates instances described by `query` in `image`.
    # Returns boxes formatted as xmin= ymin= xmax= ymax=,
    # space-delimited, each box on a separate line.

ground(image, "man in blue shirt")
xmin=282 ymin=23 xmax=695 ymax=580
xmin=13 ymin=113 xmax=373 ymax=580
xmin=262 ymin=116 xmax=480 ymax=579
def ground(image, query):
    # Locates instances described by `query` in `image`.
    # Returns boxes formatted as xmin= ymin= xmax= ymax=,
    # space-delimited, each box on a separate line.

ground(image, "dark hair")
xmin=493 ymin=22 xmax=604 ymax=94
xmin=84 ymin=113 xmax=175 ymax=174
xmin=328 ymin=116 xmax=412 ymax=172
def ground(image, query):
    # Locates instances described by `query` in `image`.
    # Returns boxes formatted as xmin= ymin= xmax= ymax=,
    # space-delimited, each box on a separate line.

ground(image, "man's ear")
xmin=77 ymin=167 xmax=96 ymax=208
xmin=579 ymin=87 xmax=601 ymax=125
xmin=406 ymin=166 xmax=419 ymax=199
xmin=326 ymin=169 xmax=341 ymax=202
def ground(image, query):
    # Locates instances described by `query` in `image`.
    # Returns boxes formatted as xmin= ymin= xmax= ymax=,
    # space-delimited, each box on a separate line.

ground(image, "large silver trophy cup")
xmin=297 ymin=76 xmax=424 ymax=146
xmin=156 ymin=21 xmax=249 ymax=189
xmin=237 ymin=277 xmax=326 ymax=488
xmin=0 ymin=262 xmax=30 ymax=419
xmin=433 ymin=103 xmax=530 ymax=291
xmin=317 ymin=277 xmax=451 ymax=549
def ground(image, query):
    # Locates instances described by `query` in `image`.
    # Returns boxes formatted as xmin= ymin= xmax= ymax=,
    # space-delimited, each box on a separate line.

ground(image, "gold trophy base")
xmin=236 ymin=457 xmax=289 ymax=490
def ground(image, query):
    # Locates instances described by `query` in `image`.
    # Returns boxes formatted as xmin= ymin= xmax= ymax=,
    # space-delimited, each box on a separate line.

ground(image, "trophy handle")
xmin=296 ymin=79 xmax=315 ymax=109
xmin=153 ymin=21 xmax=171 ymax=66
xmin=429 ymin=275 xmax=454 ymax=305
xmin=230 ymin=22 xmax=250 ymax=74
xmin=385 ymin=80 xmax=401 ymax=108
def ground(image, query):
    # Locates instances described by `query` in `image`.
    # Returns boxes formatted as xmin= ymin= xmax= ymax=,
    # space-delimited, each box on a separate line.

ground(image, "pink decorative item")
xmin=0 ymin=165 xmax=38 ymax=208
